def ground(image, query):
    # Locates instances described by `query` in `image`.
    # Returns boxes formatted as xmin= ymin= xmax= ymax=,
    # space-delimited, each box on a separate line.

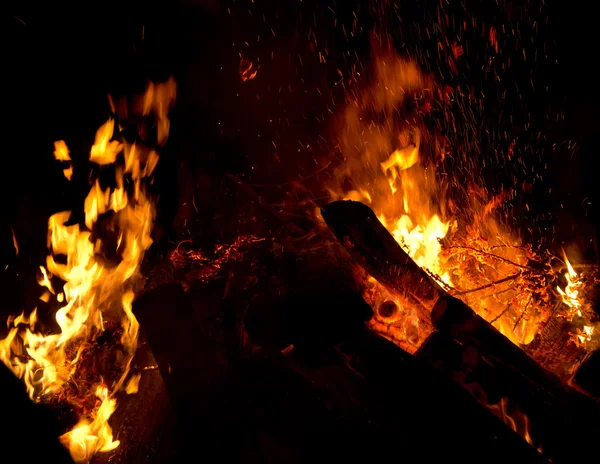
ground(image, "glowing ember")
xmin=0 ymin=78 xmax=176 ymax=462
xmin=240 ymin=57 xmax=259 ymax=81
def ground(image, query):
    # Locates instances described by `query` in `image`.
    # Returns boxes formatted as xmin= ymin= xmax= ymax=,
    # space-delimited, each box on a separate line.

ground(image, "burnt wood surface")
xmin=575 ymin=349 xmax=600 ymax=398
xmin=92 ymin=338 xmax=176 ymax=464
xmin=321 ymin=199 xmax=600 ymax=462
xmin=321 ymin=200 xmax=447 ymax=312
xmin=425 ymin=295 xmax=600 ymax=463
xmin=131 ymin=280 xmax=549 ymax=463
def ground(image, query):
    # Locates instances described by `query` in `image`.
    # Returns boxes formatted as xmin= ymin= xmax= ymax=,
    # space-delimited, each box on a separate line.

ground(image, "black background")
xmin=2 ymin=0 xmax=599 ymax=303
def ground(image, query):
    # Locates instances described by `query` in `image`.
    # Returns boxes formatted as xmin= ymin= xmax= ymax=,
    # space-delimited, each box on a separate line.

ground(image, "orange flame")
xmin=0 ymin=78 xmax=176 ymax=462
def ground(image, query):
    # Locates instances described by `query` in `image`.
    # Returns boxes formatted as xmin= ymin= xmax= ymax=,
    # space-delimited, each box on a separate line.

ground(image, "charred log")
xmin=423 ymin=296 xmax=600 ymax=463
xmin=321 ymin=200 xmax=447 ymax=310
xmin=574 ymin=349 xmax=600 ymax=398
xmin=320 ymin=200 xmax=445 ymax=333
xmin=321 ymin=199 xmax=600 ymax=461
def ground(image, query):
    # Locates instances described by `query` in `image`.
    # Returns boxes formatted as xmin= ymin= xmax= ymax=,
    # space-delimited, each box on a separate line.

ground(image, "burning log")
xmin=320 ymin=200 xmax=445 ymax=337
xmin=417 ymin=326 xmax=600 ymax=464
xmin=430 ymin=295 xmax=565 ymax=389
xmin=320 ymin=200 xmax=447 ymax=311
xmin=321 ymin=199 xmax=600 ymax=461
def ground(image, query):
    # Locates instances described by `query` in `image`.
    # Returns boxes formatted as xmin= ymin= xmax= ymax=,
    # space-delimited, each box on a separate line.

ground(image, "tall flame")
xmin=0 ymin=78 xmax=176 ymax=462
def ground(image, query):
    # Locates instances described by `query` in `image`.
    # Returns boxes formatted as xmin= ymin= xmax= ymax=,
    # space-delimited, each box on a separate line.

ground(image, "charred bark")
xmin=320 ymin=199 xmax=445 ymax=332
xmin=321 ymin=199 xmax=600 ymax=462
xmin=420 ymin=295 xmax=600 ymax=463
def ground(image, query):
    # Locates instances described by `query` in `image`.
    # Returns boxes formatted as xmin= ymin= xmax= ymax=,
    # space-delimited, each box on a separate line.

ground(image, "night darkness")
xmin=2 ymin=0 xmax=600 ymax=461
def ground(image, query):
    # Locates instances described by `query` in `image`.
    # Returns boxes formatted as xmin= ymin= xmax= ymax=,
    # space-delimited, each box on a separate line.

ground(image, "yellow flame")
xmin=488 ymin=397 xmax=537 ymax=449
xmin=556 ymin=252 xmax=595 ymax=346
xmin=0 ymin=78 xmax=176 ymax=462
xmin=125 ymin=373 xmax=142 ymax=395
xmin=89 ymin=119 xmax=123 ymax=165
xmin=60 ymin=386 xmax=120 ymax=463
xmin=557 ymin=253 xmax=582 ymax=315
xmin=54 ymin=140 xmax=73 ymax=181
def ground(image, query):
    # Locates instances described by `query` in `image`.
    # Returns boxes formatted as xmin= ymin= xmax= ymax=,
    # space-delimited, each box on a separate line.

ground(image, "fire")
xmin=557 ymin=253 xmax=582 ymax=314
xmin=488 ymin=397 xmax=536 ymax=448
xmin=556 ymin=253 xmax=595 ymax=346
xmin=464 ymin=381 xmax=539 ymax=451
xmin=0 ymin=78 xmax=176 ymax=462
xmin=328 ymin=49 xmax=556 ymax=351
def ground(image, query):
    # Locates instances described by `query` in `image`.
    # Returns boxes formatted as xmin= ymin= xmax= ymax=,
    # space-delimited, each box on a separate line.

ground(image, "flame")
xmin=464 ymin=381 xmax=540 ymax=452
xmin=556 ymin=252 xmax=595 ymax=346
xmin=60 ymin=386 xmax=120 ymax=463
xmin=11 ymin=226 xmax=19 ymax=256
xmin=329 ymin=49 xmax=547 ymax=349
xmin=557 ymin=253 xmax=582 ymax=315
xmin=488 ymin=397 xmax=535 ymax=447
xmin=0 ymin=78 xmax=176 ymax=462
xmin=54 ymin=140 xmax=73 ymax=180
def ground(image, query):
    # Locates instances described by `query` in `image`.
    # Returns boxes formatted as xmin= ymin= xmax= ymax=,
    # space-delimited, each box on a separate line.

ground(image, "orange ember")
xmin=0 ymin=78 xmax=176 ymax=462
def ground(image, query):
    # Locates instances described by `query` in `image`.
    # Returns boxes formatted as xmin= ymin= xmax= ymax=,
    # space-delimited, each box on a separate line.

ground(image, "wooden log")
xmin=321 ymin=200 xmax=447 ymax=311
xmin=320 ymin=200 xmax=444 ymax=334
xmin=417 ymin=329 xmax=600 ymax=464
xmin=91 ymin=337 xmax=176 ymax=464
xmin=430 ymin=295 xmax=593 ymax=397
xmin=424 ymin=295 xmax=600 ymax=463
xmin=574 ymin=349 xmax=600 ymax=398
xmin=321 ymin=200 xmax=600 ymax=461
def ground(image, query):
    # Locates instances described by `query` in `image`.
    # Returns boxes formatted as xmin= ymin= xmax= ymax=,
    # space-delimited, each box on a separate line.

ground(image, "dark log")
xmin=320 ymin=200 xmax=444 ymax=338
xmin=327 ymin=329 xmax=549 ymax=463
xmin=321 ymin=200 xmax=600 ymax=461
xmin=92 ymin=337 xmax=176 ymax=464
xmin=133 ymin=260 xmax=548 ymax=462
xmin=321 ymin=200 xmax=447 ymax=312
xmin=574 ymin=349 xmax=600 ymax=398
xmin=430 ymin=295 xmax=564 ymax=388
xmin=424 ymin=296 xmax=600 ymax=463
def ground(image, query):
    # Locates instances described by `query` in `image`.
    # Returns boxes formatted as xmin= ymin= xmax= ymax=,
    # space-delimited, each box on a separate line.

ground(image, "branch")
xmin=513 ymin=295 xmax=534 ymax=331
xmin=446 ymin=245 xmax=532 ymax=270
xmin=452 ymin=272 xmax=521 ymax=296
xmin=491 ymin=302 xmax=513 ymax=324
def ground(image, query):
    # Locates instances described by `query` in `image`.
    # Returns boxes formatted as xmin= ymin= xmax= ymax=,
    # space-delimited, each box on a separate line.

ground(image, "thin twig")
xmin=447 ymin=245 xmax=532 ymax=270
xmin=491 ymin=302 xmax=512 ymax=324
xmin=480 ymin=285 xmax=514 ymax=301
xmin=512 ymin=294 xmax=533 ymax=331
xmin=453 ymin=272 xmax=521 ymax=296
